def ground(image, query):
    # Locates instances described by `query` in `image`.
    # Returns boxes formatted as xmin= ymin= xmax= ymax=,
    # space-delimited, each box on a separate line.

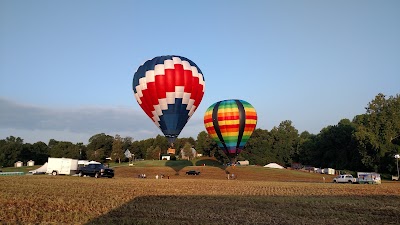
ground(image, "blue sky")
xmin=1 ymin=0 xmax=399 ymax=144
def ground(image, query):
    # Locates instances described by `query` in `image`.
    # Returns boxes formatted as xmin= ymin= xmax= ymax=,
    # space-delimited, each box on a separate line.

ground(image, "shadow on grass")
xmin=195 ymin=158 xmax=224 ymax=168
xmin=85 ymin=195 xmax=400 ymax=225
xmin=165 ymin=160 xmax=193 ymax=175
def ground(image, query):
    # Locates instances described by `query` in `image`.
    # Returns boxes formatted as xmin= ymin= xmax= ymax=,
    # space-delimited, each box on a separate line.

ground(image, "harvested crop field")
xmin=1 ymin=166 xmax=400 ymax=224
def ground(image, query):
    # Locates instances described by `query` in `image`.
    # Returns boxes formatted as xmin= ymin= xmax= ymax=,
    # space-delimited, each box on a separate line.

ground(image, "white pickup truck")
xmin=333 ymin=174 xmax=357 ymax=184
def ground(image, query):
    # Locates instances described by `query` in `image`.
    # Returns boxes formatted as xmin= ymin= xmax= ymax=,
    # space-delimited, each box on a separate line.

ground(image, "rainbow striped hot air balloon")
xmin=133 ymin=55 xmax=205 ymax=144
xmin=204 ymin=99 xmax=257 ymax=160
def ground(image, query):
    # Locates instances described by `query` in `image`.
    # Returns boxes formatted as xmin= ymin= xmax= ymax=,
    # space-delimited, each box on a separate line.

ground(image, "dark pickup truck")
xmin=77 ymin=163 xmax=114 ymax=178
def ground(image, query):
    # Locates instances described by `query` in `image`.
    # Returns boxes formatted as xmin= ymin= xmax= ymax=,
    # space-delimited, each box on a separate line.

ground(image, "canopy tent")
xmin=264 ymin=163 xmax=284 ymax=169
xmin=28 ymin=162 xmax=48 ymax=174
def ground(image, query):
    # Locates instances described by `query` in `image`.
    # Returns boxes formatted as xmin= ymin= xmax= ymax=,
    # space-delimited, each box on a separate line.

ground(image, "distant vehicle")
xmin=77 ymin=163 xmax=114 ymax=178
xmin=333 ymin=174 xmax=357 ymax=184
xmin=46 ymin=157 xmax=78 ymax=176
xmin=357 ymin=172 xmax=381 ymax=184
xmin=392 ymin=176 xmax=399 ymax=181
xmin=186 ymin=170 xmax=200 ymax=175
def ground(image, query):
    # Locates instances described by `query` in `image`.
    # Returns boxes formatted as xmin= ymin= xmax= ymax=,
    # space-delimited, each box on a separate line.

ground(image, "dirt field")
xmin=1 ymin=165 xmax=399 ymax=224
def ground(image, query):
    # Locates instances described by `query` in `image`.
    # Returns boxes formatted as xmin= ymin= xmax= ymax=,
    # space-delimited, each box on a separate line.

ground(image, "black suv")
xmin=77 ymin=163 xmax=114 ymax=178
xmin=186 ymin=170 xmax=200 ymax=175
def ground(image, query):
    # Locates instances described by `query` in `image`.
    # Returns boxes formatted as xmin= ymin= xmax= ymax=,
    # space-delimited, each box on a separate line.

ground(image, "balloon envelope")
xmin=133 ymin=55 xmax=205 ymax=144
xmin=204 ymin=99 xmax=257 ymax=158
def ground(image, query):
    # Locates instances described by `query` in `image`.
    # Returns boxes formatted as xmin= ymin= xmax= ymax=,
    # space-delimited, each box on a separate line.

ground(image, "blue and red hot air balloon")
xmin=132 ymin=55 xmax=205 ymax=144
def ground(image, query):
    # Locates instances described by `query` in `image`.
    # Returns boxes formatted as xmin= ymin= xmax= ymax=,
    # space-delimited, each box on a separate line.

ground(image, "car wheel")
xmin=348 ymin=180 xmax=352 ymax=184
xmin=52 ymin=171 xmax=57 ymax=176
xmin=333 ymin=180 xmax=337 ymax=183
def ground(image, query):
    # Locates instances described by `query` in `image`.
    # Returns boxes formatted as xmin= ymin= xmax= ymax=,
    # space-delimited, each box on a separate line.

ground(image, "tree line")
xmin=1 ymin=93 xmax=399 ymax=175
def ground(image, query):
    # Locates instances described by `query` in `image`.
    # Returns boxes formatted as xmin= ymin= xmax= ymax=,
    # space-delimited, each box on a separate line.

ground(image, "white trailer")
xmin=46 ymin=157 xmax=78 ymax=176
xmin=323 ymin=168 xmax=335 ymax=175
xmin=357 ymin=172 xmax=381 ymax=184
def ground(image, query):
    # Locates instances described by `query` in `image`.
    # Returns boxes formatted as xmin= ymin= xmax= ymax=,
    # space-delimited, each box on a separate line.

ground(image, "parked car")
xmin=77 ymin=163 xmax=114 ymax=178
xmin=333 ymin=174 xmax=357 ymax=184
xmin=186 ymin=170 xmax=200 ymax=175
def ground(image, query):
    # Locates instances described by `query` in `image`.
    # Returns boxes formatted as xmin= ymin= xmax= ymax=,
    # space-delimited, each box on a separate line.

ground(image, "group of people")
xmin=156 ymin=174 xmax=169 ymax=179
xmin=137 ymin=173 xmax=170 ymax=179
xmin=227 ymin=173 xmax=236 ymax=180
xmin=138 ymin=174 xmax=147 ymax=178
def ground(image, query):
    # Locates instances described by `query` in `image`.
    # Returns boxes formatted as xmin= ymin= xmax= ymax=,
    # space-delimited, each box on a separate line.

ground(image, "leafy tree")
xmin=131 ymin=138 xmax=154 ymax=160
xmin=270 ymin=120 xmax=299 ymax=167
xmin=76 ymin=142 xmax=86 ymax=160
xmin=111 ymin=135 xmax=124 ymax=163
xmin=31 ymin=141 xmax=50 ymax=164
xmin=87 ymin=133 xmax=113 ymax=162
xmin=146 ymin=146 xmax=160 ymax=160
xmin=0 ymin=136 xmax=24 ymax=167
xmin=49 ymin=141 xmax=80 ymax=159
xmin=312 ymin=119 xmax=358 ymax=170
xmin=87 ymin=148 xmax=105 ymax=162
xmin=353 ymin=93 xmax=400 ymax=173
xmin=241 ymin=128 xmax=272 ymax=165
xmin=196 ymin=131 xmax=218 ymax=157
xmin=19 ymin=143 xmax=34 ymax=163
xmin=153 ymin=135 xmax=169 ymax=154
xmin=174 ymin=137 xmax=195 ymax=156
xmin=181 ymin=142 xmax=194 ymax=160
xmin=297 ymin=131 xmax=317 ymax=165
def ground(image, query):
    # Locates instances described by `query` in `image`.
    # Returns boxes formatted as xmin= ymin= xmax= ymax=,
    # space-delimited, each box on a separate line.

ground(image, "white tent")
xmin=264 ymin=163 xmax=284 ymax=169
xmin=28 ymin=162 xmax=48 ymax=174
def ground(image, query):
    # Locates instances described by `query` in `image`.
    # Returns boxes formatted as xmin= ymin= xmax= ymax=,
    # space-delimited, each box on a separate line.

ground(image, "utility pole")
xmin=395 ymin=154 xmax=400 ymax=178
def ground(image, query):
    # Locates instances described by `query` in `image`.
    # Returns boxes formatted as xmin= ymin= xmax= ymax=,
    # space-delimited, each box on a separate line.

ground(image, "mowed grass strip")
xmin=1 ymin=176 xmax=399 ymax=224
xmin=114 ymin=165 xmax=336 ymax=182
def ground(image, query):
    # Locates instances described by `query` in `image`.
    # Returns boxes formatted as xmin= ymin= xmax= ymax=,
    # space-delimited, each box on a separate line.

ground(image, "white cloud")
xmin=0 ymin=98 xmax=204 ymax=144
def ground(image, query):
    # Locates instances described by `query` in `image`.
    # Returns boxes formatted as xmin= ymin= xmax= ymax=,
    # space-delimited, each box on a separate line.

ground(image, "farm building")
xmin=161 ymin=154 xmax=171 ymax=160
xmin=238 ymin=160 xmax=249 ymax=166
xmin=180 ymin=148 xmax=197 ymax=160
xmin=27 ymin=160 xmax=35 ymax=166
xmin=14 ymin=161 xmax=23 ymax=167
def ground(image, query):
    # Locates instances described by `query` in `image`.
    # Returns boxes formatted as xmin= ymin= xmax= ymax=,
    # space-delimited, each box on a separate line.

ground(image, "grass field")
xmin=1 ymin=160 xmax=400 ymax=224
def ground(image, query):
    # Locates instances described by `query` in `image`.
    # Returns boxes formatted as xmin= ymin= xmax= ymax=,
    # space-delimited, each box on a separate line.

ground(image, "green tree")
xmin=174 ymin=137 xmax=196 ymax=156
xmin=311 ymin=119 xmax=358 ymax=170
xmin=146 ymin=146 xmax=160 ymax=160
xmin=270 ymin=120 xmax=299 ymax=167
xmin=49 ymin=141 xmax=80 ymax=159
xmin=19 ymin=143 xmax=37 ymax=163
xmin=196 ymin=131 xmax=218 ymax=157
xmin=182 ymin=142 xmax=194 ymax=160
xmin=353 ymin=93 xmax=400 ymax=173
xmin=111 ymin=135 xmax=124 ymax=163
xmin=87 ymin=148 xmax=105 ymax=162
xmin=153 ymin=135 xmax=169 ymax=154
xmin=31 ymin=141 xmax=49 ymax=164
xmin=241 ymin=128 xmax=272 ymax=165
xmin=87 ymin=133 xmax=114 ymax=162
xmin=297 ymin=131 xmax=317 ymax=165
xmin=0 ymin=136 xmax=24 ymax=167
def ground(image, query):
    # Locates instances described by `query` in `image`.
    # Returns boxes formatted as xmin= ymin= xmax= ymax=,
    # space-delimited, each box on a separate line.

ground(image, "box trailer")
xmin=323 ymin=168 xmax=335 ymax=175
xmin=46 ymin=157 xmax=78 ymax=176
xmin=357 ymin=172 xmax=381 ymax=184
